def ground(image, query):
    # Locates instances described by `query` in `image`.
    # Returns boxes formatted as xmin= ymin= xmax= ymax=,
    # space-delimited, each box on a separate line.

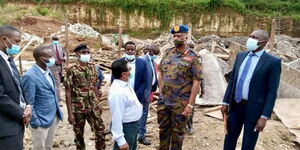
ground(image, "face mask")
xmin=45 ymin=58 xmax=55 ymax=67
xmin=174 ymin=40 xmax=184 ymax=48
xmin=246 ymin=38 xmax=260 ymax=51
xmin=53 ymin=41 xmax=59 ymax=45
xmin=125 ymin=54 xmax=135 ymax=61
xmin=128 ymin=72 xmax=134 ymax=80
xmin=4 ymin=37 xmax=21 ymax=55
xmin=150 ymin=55 xmax=158 ymax=60
xmin=79 ymin=54 xmax=91 ymax=63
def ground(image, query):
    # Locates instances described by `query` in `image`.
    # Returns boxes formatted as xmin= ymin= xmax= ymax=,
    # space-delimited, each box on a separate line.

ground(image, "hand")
xmin=255 ymin=117 xmax=267 ymax=132
xmin=182 ymin=105 xmax=192 ymax=118
xmin=119 ymin=143 xmax=129 ymax=150
xmin=23 ymin=106 xmax=32 ymax=125
xmin=68 ymin=113 xmax=76 ymax=125
xmin=221 ymin=105 xmax=229 ymax=114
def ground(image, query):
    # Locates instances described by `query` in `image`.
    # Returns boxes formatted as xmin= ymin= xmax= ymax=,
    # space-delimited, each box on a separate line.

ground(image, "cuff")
xmin=116 ymin=137 xmax=126 ymax=146
xmin=222 ymin=102 xmax=229 ymax=106
xmin=260 ymin=115 xmax=269 ymax=120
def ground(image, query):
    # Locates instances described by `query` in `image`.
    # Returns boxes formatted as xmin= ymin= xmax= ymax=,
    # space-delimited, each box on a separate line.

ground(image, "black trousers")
xmin=0 ymin=125 xmax=24 ymax=150
xmin=223 ymin=102 xmax=259 ymax=150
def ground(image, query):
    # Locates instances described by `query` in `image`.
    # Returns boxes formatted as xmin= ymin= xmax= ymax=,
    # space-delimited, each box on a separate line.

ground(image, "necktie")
xmin=55 ymin=45 xmax=61 ymax=65
xmin=235 ymin=53 xmax=256 ymax=103
xmin=8 ymin=57 xmax=26 ymax=106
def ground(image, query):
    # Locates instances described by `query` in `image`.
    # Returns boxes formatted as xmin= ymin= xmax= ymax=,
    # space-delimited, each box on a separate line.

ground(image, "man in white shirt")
xmin=109 ymin=59 xmax=143 ymax=150
xmin=22 ymin=45 xmax=63 ymax=150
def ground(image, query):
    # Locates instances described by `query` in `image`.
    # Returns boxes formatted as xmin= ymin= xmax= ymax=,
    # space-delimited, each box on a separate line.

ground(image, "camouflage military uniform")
xmin=64 ymin=61 xmax=106 ymax=150
xmin=158 ymin=48 xmax=203 ymax=150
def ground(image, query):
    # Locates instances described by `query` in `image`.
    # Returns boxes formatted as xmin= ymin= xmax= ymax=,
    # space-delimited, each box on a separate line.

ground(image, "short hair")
xmin=33 ymin=45 xmax=50 ymax=60
xmin=124 ymin=41 xmax=136 ymax=48
xmin=74 ymin=43 xmax=89 ymax=52
xmin=0 ymin=25 xmax=20 ymax=38
xmin=186 ymin=40 xmax=195 ymax=48
xmin=112 ymin=59 xmax=128 ymax=79
xmin=52 ymin=35 xmax=59 ymax=40
xmin=149 ymin=44 xmax=160 ymax=52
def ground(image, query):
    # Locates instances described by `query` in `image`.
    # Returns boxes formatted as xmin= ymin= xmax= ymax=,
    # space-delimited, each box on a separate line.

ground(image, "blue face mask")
xmin=46 ymin=58 xmax=56 ymax=67
xmin=246 ymin=38 xmax=260 ymax=51
xmin=4 ymin=37 xmax=21 ymax=55
xmin=150 ymin=55 xmax=158 ymax=60
xmin=53 ymin=41 xmax=59 ymax=45
xmin=125 ymin=54 xmax=135 ymax=61
xmin=80 ymin=54 xmax=91 ymax=63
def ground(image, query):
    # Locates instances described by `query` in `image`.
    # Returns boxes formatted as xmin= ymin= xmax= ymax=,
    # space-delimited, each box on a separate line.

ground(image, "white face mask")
xmin=125 ymin=54 xmax=135 ymax=61
xmin=246 ymin=38 xmax=260 ymax=51
xmin=79 ymin=54 xmax=91 ymax=63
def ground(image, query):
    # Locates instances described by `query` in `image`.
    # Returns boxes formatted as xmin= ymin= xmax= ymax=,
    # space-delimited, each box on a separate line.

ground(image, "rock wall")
xmin=8 ymin=2 xmax=300 ymax=37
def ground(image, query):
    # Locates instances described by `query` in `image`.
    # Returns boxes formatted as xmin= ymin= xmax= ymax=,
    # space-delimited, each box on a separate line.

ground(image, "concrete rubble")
xmin=64 ymin=23 xmax=100 ymax=38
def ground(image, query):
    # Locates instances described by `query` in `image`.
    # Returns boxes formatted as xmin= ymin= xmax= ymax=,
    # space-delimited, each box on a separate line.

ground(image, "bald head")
xmin=0 ymin=25 xmax=20 ymax=38
xmin=186 ymin=40 xmax=195 ymax=49
xmin=251 ymin=30 xmax=269 ymax=41
xmin=33 ymin=45 xmax=52 ymax=61
xmin=0 ymin=25 xmax=21 ymax=52
xmin=149 ymin=44 xmax=160 ymax=56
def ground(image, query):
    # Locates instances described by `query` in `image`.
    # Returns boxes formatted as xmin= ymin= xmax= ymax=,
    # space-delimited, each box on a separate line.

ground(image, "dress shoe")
xmin=187 ymin=127 xmax=194 ymax=135
xmin=138 ymin=138 xmax=151 ymax=145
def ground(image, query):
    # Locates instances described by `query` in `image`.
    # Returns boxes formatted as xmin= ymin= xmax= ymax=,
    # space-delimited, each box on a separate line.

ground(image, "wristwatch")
xmin=187 ymin=104 xmax=194 ymax=109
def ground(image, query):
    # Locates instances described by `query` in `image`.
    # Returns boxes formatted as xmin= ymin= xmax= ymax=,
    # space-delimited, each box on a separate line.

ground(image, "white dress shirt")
xmin=236 ymin=50 xmax=264 ymax=100
xmin=108 ymin=79 xmax=143 ymax=146
xmin=35 ymin=64 xmax=54 ymax=88
xmin=146 ymin=53 xmax=156 ymax=85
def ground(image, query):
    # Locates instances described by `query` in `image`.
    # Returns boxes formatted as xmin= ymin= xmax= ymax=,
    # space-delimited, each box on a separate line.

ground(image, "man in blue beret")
xmin=157 ymin=25 xmax=203 ymax=150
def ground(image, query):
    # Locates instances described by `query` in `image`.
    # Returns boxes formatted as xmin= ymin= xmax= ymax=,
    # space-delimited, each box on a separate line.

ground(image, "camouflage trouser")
xmin=73 ymin=111 xmax=106 ymax=150
xmin=157 ymin=104 xmax=188 ymax=150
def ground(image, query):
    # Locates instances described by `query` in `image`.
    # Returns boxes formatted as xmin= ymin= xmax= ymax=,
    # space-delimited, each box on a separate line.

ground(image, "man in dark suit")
xmin=139 ymin=44 xmax=159 ymax=145
xmin=0 ymin=25 xmax=32 ymax=150
xmin=48 ymin=35 xmax=65 ymax=106
xmin=111 ymin=40 xmax=149 ymax=112
xmin=221 ymin=30 xmax=282 ymax=150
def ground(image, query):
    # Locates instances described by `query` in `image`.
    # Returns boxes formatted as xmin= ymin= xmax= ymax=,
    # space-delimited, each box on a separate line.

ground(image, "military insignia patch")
xmin=183 ymin=56 xmax=193 ymax=61
xmin=174 ymin=26 xmax=180 ymax=32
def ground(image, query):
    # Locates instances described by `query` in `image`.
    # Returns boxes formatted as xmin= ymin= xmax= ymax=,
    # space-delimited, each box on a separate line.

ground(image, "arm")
xmin=262 ymin=59 xmax=281 ymax=118
xmin=21 ymin=75 xmax=39 ymax=128
xmin=64 ymin=68 xmax=75 ymax=124
xmin=135 ymin=60 xmax=149 ymax=101
xmin=0 ymin=79 xmax=23 ymax=121
xmin=108 ymin=93 xmax=127 ymax=146
xmin=188 ymin=80 xmax=200 ymax=105
xmin=223 ymin=54 xmax=240 ymax=104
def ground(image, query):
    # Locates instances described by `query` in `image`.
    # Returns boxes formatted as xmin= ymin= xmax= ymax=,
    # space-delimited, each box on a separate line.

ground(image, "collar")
xmin=35 ymin=64 xmax=50 ymax=74
xmin=0 ymin=50 xmax=10 ymax=61
xmin=114 ymin=79 xmax=128 ymax=87
xmin=146 ymin=53 xmax=152 ymax=60
xmin=250 ymin=49 xmax=264 ymax=58
xmin=173 ymin=48 xmax=189 ymax=56
xmin=125 ymin=57 xmax=136 ymax=63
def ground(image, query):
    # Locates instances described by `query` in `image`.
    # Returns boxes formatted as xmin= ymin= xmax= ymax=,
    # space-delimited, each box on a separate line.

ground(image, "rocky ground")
xmin=15 ymin=15 xmax=300 ymax=150
xmin=24 ymin=94 xmax=299 ymax=150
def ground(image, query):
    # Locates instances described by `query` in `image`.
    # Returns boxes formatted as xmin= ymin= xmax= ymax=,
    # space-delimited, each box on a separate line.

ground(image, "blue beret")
xmin=74 ymin=43 xmax=89 ymax=52
xmin=171 ymin=25 xmax=189 ymax=34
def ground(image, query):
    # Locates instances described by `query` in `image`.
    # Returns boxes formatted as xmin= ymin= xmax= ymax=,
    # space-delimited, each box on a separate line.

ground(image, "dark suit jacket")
xmin=0 ymin=56 xmax=27 ymax=137
xmin=223 ymin=51 xmax=281 ymax=121
xmin=112 ymin=57 xmax=149 ymax=103
xmin=140 ymin=54 xmax=158 ymax=101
